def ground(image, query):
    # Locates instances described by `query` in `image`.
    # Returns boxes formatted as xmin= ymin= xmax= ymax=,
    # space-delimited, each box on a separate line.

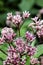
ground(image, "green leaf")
xmin=19 ymin=0 xmax=35 ymax=11
xmin=25 ymin=56 xmax=30 ymax=65
xmin=36 ymin=0 xmax=43 ymax=7
xmin=0 ymin=43 xmax=8 ymax=60
xmin=31 ymin=39 xmax=36 ymax=47
xmin=20 ymin=19 xmax=32 ymax=37
xmin=0 ymin=60 xmax=3 ymax=65
xmin=0 ymin=51 xmax=7 ymax=60
xmin=0 ymin=43 xmax=8 ymax=51
xmin=34 ymin=44 xmax=43 ymax=58
xmin=30 ymin=8 xmax=39 ymax=15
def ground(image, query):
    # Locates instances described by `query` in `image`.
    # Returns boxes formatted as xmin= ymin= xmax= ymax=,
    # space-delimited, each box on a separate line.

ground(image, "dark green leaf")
xmin=19 ymin=0 xmax=35 ymax=11
xmin=36 ymin=0 xmax=43 ymax=7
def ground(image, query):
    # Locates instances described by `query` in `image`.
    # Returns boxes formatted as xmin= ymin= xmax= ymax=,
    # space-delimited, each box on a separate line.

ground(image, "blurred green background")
xmin=0 ymin=0 xmax=43 ymax=27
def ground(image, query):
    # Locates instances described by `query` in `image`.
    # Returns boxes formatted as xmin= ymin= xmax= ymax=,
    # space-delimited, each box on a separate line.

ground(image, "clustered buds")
xmin=22 ymin=11 xmax=30 ymax=19
xmin=3 ymin=45 xmax=26 ymax=65
xmin=12 ymin=14 xmax=22 ymax=27
xmin=6 ymin=11 xmax=30 ymax=27
xmin=30 ymin=56 xmax=39 ymax=65
xmin=25 ymin=31 xmax=35 ymax=42
xmin=0 ymin=11 xmax=39 ymax=65
xmin=0 ymin=27 xmax=16 ymax=43
xmin=15 ymin=38 xmax=25 ymax=53
xmin=3 ymin=38 xmax=36 ymax=65
xmin=37 ymin=27 xmax=43 ymax=39
xmin=29 ymin=16 xmax=43 ymax=40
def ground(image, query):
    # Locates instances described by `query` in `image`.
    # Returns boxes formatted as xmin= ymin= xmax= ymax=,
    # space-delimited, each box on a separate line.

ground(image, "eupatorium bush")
xmin=0 ymin=11 xmax=40 ymax=65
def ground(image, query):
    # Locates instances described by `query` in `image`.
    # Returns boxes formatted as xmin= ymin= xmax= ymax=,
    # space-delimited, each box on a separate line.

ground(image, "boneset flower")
xmin=1 ymin=27 xmax=16 ymax=42
xmin=25 ymin=45 xmax=36 ymax=56
xmin=29 ymin=17 xmax=40 ymax=28
xmin=12 ymin=14 xmax=23 ymax=27
xmin=25 ymin=31 xmax=35 ymax=42
xmin=3 ymin=39 xmax=36 ymax=65
xmin=29 ymin=16 xmax=43 ymax=32
xmin=3 ymin=46 xmax=26 ymax=65
xmin=15 ymin=38 xmax=25 ymax=53
xmin=37 ymin=27 xmax=43 ymax=38
xmin=30 ymin=57 xmax=39 ymax=65
xmin=15 ymin=38 xmax=36 ymax=56
xmin=31 ymin=16 xmax=38 ymax=22
xmin=23 ymin=11 xmax=30 ymax=19
xmin=3 ymin=11 xmax=37 ymax=65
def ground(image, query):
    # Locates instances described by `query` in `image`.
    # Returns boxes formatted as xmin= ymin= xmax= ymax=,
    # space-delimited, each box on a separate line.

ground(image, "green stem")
xmin=19 ymin=27 xmax=20 ymax=37
xmin=18 ymin=24 xmax=20 ymax=37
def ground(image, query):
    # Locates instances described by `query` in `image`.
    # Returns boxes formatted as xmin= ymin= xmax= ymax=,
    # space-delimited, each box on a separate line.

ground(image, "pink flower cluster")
xmin=3 ymin=46 xmax=26 ymax=65
xmin=0 ymin=11 xmax=37 ymax=65
xmin=29 ymin=16 xmax=41 ymax=30
xmin=23 ymin=11 xmax=30 ymax=19
xmin=37 ymin=27 xmax=43 ymax=38
xmin=6 ymin=11 xmax=30 ymax=27
xmin=25 ymin=31 xmax=35 ymax=42
xmin=25 ymin=45 xmax=36 ymax=56
xmin=15 ymin=38 xmax=25 ymax=53
xmin=3 ymin=38 xmax=36 ymax=65
xmin=30 ymin=57 xmax=39 ymax=65
xmin=15 ymin=38 xmax=36 ymax=55
xmin=29 ymin=16 xmax=43 ymax=39
xmin=12 ymin=14 xmax=22 ymax=27
xmin=1 ymin=27 xmax=16 ymax=43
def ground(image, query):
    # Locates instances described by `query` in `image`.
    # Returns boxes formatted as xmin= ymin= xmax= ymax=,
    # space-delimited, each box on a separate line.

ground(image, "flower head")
xmin=31 ymin=16 xmax=38 ymax=22
xmin=25 ymin=45 xmax=36 ymax=56
xmin=30 ymin=57 xmax=39 ymax=65
xmin=1 ymin=27 xmax=16 ymax=42
xmin=37 ymin=27 xmax=43 ymax=38
xmin=15 ymin=38 xmax=25 ymax=53
xmin=25 ymin=31 xmax=35 ymax=42
xmin=12 ymin=15 xmax=23 ymax=27
xmin=23 ymin=11 xmax=30 ymax=19
xmin=3 ymin=46 xmax=26 ymax=65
